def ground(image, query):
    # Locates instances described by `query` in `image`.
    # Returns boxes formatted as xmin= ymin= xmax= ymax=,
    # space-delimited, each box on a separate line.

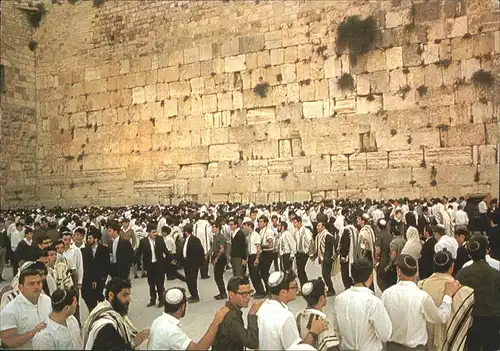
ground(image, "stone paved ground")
xmin=1 ymin=262 xmax=352 ymax=346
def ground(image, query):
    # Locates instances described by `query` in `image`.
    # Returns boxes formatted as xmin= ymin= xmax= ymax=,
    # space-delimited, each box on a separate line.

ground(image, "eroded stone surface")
xmin=1 ymin=0 xmax=499 ymax=208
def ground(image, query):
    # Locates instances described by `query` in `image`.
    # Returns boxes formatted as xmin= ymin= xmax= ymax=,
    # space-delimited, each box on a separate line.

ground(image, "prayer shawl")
xmin=316 ymin=229 xmax=333 ymax=264
xmin=435 ymin=204 xmax=454 ymax=237
xmin=401 ymin=226 xmax=423 ymax=260
xmin=359 ymin=224 xmax=376 ymax=264
xmin=418 ymin=273 xmax=474 ymax=351
xmin=83 ymin=300 xmax=138 ymax=350
xmin=344 ymin=225 xmax=360 ymax=277
xmin=296 ymin=309 xmax=340 ymax=351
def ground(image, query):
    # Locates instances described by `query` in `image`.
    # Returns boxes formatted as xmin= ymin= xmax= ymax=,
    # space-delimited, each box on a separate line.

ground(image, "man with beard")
xmin=148 ymin=287 xmax=230 ymax=350
xmin=83 ymin=278 xmax=149 ymax=350
xmin=82 ymin=229 xmax=109 ymax=312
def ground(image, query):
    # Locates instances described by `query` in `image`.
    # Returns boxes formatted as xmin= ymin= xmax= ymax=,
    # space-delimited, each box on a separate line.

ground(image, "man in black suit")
xmin=454 ymin=226 xmax=469 ymax=275
xmin=82 ymin=229 xmax=110 ymax=312
xmin=229 ymin=217 xmax=247 ymax=277
xmin=419 ymin=225 xmax=437 ymax=279
xmin=182 ymin=223 xmax=204 ymax=303
xmin=107 ymin=221 xmax=135 ymax=281
xmin=136 ymin=223 xmax=169 ymax=308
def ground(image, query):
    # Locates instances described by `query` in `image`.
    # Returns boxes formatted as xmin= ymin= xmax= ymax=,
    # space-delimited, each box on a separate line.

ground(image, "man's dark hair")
xmin=164 ymin=287 xmax=187 ymax=314
xmin=74 ymin=227 xmax=86 ymax=236
xmin=396 ymin=254 xmax=418 ymax=277
xmin=212 ymin=222 xmax=222 ymax=231
xmin=244 ymin=221 xmax=254 ymax=230
xmin=302 ymin=278 xmax=326 ymax=308
xmin=108 ymin=221 xmax=121 ymax=232
xmin=258 ymin=215 xmax=269 ymax=224
xmin=146 ymin=222 xmax=156 ymax=233
xmin=161 ymin=226 xmax=171 ymax=235
xmin=51 ymin=287 xmax=78 ymax=312
xmin=183 ymin=223 xmax=193 ymax=234
xmin=317 ymin=220 xmax=327 ymax=228
xmin=279 ymin=221 xmax=288 ymax=230
xmin=36 ymin=235 xmax=50 ymax=247
xmin=293 ymin=216 xmax=303 ymax=223
xmin=105 ymin=278 xmax=131 ymax=300
xmin=19 ymin=270 xmax=41 ymax=285
xmin=268 ymin=270 xmax=297 ymax=295
xmin=351 ymin=259 xmax=373 ymax=284
xmin=455 ymin=227 xmax=469 ymax=239
xmin=61 ymin=231 xmax=72 ymax=238
xmin=227 ymin=275 xmax=250 ymax=293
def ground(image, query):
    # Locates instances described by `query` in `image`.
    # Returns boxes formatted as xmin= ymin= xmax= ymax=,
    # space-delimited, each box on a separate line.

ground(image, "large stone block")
xmin=246 ymin=108 xmax=276 ymax=125
xmin=389 ymin=150 xmax=424 ymax=169
xmin=378 ymin=168 xmax=412 ymax=188
xmin=425 ymin=146 xmax=473 ymax=166
xmin=386 ymin=46 xmax=403 ymax=70
xmin=209 ymin=144 xmax=240 ymax=162
xmin=224 ymin=55 xmax=246 ymax=73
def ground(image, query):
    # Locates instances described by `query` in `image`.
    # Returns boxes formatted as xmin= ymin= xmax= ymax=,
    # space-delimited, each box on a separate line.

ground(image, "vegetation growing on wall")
xmin=337 ymin=73 xmax=355 ymax=91
xmin=336 ymin=15 xmax=377 ymax=65
xmin=25 ymin=3 xmax=46 ymax=28
xmin=471 ymin=69 xmax=495 ymax=88
xmin=253 ymin=81 xmax=269 ymax=98
xmin=28 ymin=39 xmax=38 ymax=51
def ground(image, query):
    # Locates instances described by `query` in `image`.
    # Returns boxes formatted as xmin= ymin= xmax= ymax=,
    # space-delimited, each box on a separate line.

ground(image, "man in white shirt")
xmin=478 ymin=196 xmax=489 ymax=235
xmin=333 ymin=259 xmax=392 ymax=350
xmin=33 ymin=288 xmax=82 ymax=350
xmin=381 ymin=254 xmax=461 ymax=350
xmin=10 ymin=222 xmax=24 ymax=277
xmin=147 ymin=287 xmax=229 ymax=350
xmin=61 ymin=231 xmax=83 ymax=325
xmin=278 ymin=221 xmax=296 ymax=272
xmin=258 ymin=216 xmax=275 ymax=292
xmin=257 ymin=271 xmax=325 ymax=350
xmin=0 ymin=270 xmax=52 ymax=349
xmin=455 ymin=205 xmax=469 ymax=227
xmin=293 ymin=216 xmax=313 ymax=288
xmin=244 ymin=221 xmax=266 ymax=299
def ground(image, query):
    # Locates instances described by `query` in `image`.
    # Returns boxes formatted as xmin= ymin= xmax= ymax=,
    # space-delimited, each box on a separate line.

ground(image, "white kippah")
xmin=379 ymin=219 xmax=387 ymax=226
xmin=165 ymin=288 xmax=184 ymax=304
xmin=301 ymin=282 xmax=313 ymax=296
xmin=268 ymin=271 xmax=284 ymax=287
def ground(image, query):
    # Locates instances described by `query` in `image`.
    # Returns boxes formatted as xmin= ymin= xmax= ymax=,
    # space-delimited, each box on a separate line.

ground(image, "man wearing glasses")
xmin=211 ymin=276 xmax=262 ymax=351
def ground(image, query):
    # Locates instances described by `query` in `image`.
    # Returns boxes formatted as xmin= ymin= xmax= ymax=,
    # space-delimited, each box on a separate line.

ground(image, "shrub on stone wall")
xmin=253 ymin=81 xmax=269 ymax=98
xmin=471 ymin=69 xmax=495 ymax=88
xmin=28 ymin=39 xmax=38 ymax=51
xmin=26 ymin=3 xmax=46 ymax=28
xmin=336 ymin=15 xmax=377 ymax=65
xmin=337 ymin=73 xmax=354 ymax=91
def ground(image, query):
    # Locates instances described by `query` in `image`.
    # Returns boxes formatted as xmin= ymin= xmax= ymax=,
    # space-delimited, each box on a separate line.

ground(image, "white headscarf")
xmin=401 ymin=226 xmax=422 ymax=260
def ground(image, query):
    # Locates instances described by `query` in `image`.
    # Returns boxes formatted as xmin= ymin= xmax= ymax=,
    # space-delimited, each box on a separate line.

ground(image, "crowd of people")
xmin=0 ymin=195 xmax=499 ymax=350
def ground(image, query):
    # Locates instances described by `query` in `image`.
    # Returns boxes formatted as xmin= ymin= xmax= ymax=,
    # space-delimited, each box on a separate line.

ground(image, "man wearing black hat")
xmin=456 ymin=235 xmax=500 ymax=350
xmin=82 ymin=229 xmax=109 ymax=312
xmin=136 ymin=223 xmax=169 ymax=308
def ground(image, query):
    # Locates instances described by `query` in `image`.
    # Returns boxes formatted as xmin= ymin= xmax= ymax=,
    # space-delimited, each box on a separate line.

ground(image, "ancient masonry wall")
xmin=2 ymin=0 xmax=500 ymax=208
xmin=0 ymin=0 xmax=38 ymax=206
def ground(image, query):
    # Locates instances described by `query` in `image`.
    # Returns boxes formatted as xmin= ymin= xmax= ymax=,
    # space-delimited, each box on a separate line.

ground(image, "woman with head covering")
xmin=401 ymin=226 xmax=423 ymax=260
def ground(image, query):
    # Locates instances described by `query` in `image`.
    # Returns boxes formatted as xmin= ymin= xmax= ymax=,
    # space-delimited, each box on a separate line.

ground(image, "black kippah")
xmin=433 ymin=250 xmax=451 ymax=267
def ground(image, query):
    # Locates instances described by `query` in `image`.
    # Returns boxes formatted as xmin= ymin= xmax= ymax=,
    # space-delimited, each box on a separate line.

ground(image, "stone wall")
xmin=0 ymin=0 xmax=38 ymax=206
xmin=3 ymin=0 xmax=500 ymax=208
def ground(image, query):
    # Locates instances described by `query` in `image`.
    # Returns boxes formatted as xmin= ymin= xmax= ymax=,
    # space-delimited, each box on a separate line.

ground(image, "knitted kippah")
xmin=268 ymin=271 xmax=284 ymax=287
xmin=165 ymin=288 xmax=184 ymax=304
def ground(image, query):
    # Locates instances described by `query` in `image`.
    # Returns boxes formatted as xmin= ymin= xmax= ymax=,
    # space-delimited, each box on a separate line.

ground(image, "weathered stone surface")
xmin=1 ymin=0 xmax=497 ymax=208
